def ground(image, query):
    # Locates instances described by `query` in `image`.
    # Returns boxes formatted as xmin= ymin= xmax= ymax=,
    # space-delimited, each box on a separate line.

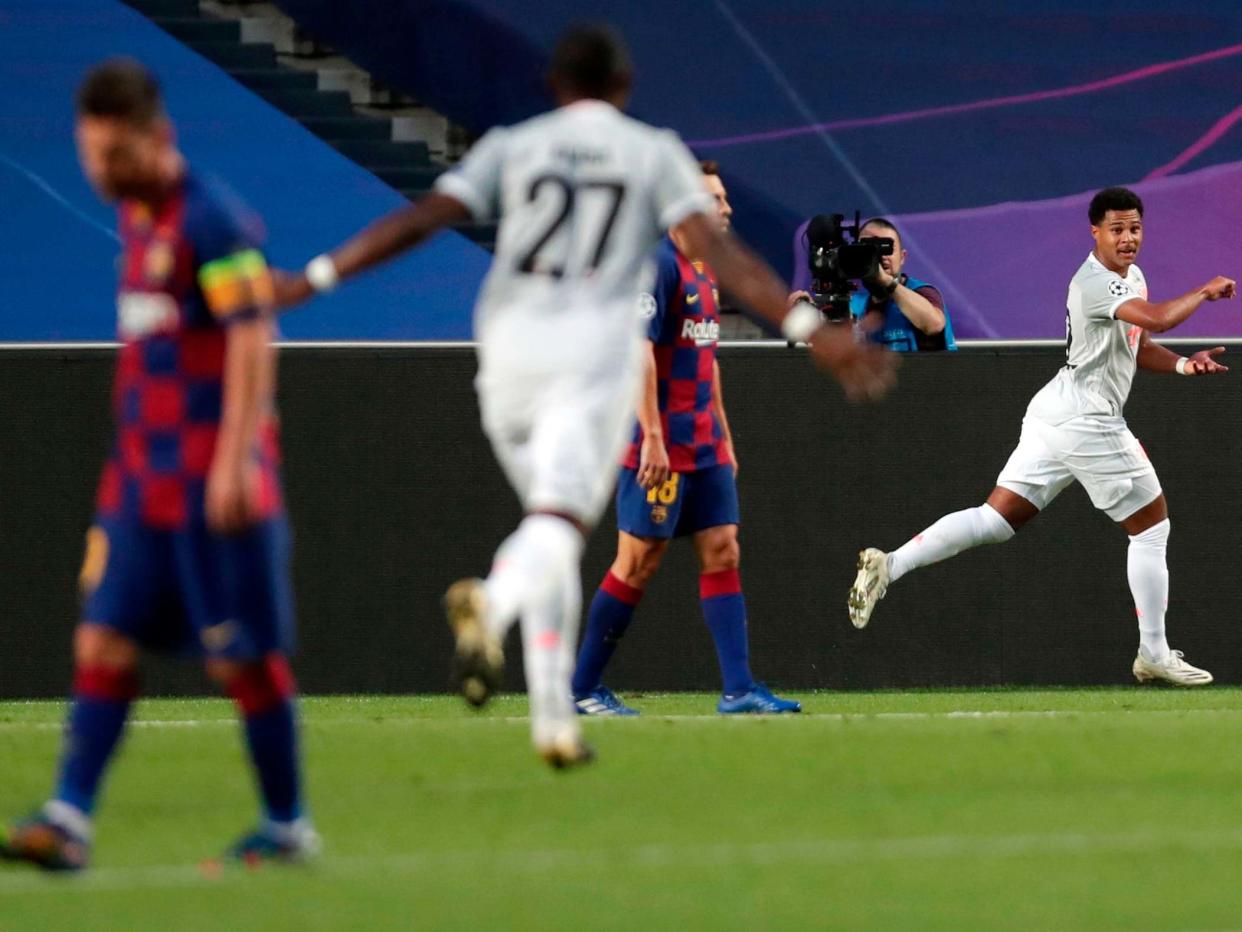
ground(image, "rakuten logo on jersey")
xmin=681 ymin=318 xmax=720 ymax=345
xmin=117 ymin=292 xmax=179 ymax=339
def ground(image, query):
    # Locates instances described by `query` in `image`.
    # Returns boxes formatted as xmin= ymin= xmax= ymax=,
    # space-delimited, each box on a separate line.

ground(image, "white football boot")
xmin=444 ymin=578 xmax=504 ymax=707
xmin=848 ymin=548 xmax=890 ymax=629
xmin=535 ymin=728 xmax=596 ymax=771
xmin=1132 ymin=648 xmax=1213 ymax=686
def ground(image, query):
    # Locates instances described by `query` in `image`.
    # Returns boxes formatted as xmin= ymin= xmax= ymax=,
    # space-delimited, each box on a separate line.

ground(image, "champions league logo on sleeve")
xmin=1108 ymin=279 xmax=1132 ymax=298
xmin=637 ymin=293 xmax=658 ymax=320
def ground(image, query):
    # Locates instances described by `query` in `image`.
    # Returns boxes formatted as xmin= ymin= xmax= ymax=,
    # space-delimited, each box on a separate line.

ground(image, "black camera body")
xmin=805 ymin=213 xmax=894 ymax=322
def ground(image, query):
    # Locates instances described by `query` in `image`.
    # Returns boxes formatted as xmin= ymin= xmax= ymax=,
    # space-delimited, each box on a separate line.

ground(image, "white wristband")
xmin=782 ymin=301 xmax=822 ymax=343
xmin=1175 ymin=357 xmax=1190 ymax=375
xmin=305 ymin=254 xmax=339 ymax=293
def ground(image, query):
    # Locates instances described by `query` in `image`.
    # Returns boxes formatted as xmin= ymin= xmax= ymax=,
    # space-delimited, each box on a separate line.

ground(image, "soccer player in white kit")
xmin=275 ymin=24 xmax=896 ymax=766
xmin=848 ymin=187 xmax=1234 ymax=685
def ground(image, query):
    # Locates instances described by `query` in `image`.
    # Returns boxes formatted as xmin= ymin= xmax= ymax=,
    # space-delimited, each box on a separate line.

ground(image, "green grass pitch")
xmin=3 ymin=689 xmax=1242 ymax=930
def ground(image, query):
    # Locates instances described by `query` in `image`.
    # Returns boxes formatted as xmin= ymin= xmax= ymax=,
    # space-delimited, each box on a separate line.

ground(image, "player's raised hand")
xmin=807 ymin=325 xmax=899 ymax=402
xmin=637 ymin=435 xmax=671 ymax=490
xmin=270 ymin=269 xmax=315 ymax=311
xmin=1201 ymin=277 xmax=1236 ymax=301
xmin=1187 ymin=346 xmax=1229 ymax=375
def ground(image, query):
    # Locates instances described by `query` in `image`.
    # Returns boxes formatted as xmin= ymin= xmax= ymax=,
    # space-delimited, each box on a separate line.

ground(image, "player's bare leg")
xmin=612 ymin=533 xmax=671 ymax=586
xmin=1120 ymin=495 xmax=1211 ymax=686
xmin=849 ymin=487 xmax=1033 ymax=629
xmin=2 ymin=624 xmax=139 ymax=872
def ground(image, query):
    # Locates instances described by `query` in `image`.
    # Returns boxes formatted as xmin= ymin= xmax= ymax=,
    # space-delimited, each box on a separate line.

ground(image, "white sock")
xmin=483 ymin=514 xmax=583 ymax=639
xmin=43 ymin=800 xmax=92 ymax=842
xmin=263 ymin=816 xmax=315 ymax=844
xmin=521 ymin=554 xmax=583 ymax=748
xmin=888 ymin=504 xmax=1015 ymax=583
xmin=1128 ymin=519 xmax=1171 ymax=663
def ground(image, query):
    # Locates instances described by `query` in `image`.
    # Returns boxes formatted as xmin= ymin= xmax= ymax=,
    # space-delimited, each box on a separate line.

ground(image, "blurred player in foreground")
xmin=1 ymin=60 xmax=316 ymax=872
xmin=275 ymin=24 xmax=896 ymax=767
xmin=572 ymin=161 xmax=799 ymax=716
xmin=849 ymin=187 xmax=1233 ymax=685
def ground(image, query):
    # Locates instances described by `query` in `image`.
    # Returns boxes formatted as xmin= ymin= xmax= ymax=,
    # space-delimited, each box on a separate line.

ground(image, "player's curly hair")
xmin=77 ymin=58 xmax=164 ymax=126
xmin=1088 ymin=187 xmax=1143 ymax=226
xmin=548 ymin=23 xmax=632 ymax=99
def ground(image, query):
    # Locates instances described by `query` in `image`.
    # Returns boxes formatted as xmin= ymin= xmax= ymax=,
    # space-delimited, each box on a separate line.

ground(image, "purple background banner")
xmin=794 ymin=160 xmax=1242 ymax=339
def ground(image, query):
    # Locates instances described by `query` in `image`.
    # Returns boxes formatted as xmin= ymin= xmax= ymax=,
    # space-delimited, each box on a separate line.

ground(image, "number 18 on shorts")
xmin=615 ymin=464 xmax=740 ymax=539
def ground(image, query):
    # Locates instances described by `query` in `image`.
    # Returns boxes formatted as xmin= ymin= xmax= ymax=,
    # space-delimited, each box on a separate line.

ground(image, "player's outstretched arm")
xmin=272 ymin=193 xmax=472 ymax=309
xmin=673 ymin=212 xmax=898 ymax=402
xmin=1116 ymin=276 xmax=1236 ymax=334
xmin=1136 ymin=332 xmax=1229 ymax=375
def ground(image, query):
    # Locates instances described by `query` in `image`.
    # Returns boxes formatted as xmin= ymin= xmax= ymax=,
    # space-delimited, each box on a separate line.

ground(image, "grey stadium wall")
xmin=2 ymin=343 xmax=1240 ymax=699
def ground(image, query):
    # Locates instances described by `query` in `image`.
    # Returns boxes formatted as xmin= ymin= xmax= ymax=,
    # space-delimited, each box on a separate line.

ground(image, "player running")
xmin=1 ymin=61 xmax=316 ymax=872
xmin=848 ymin=187 xmax=1233 ymax=685
xmin=572 ymin=161 xmax=799 ymax=716
xmin=274 ymin=24 xmax=895 ymax=767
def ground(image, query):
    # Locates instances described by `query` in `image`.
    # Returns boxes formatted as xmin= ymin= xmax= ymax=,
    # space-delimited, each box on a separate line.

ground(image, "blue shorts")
xmin=615 ymin=464 xmax=740 ymax=540
xmin=80 ymin=515 xmax=295 ymax=660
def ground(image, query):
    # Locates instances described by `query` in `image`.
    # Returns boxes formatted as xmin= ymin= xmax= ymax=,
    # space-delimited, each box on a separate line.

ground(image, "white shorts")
xmin=476 ymin=356 xmax=642 ymax=527
xmin=996 ymin=415 xmax=1161 ymax=522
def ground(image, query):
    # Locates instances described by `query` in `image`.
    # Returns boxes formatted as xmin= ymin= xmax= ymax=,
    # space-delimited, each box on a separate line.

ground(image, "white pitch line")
xmin=1 ymin=706 xmax=1241 ymax=733
xmin=0 ymin=720 xmax=226 ymax=733
xmin=5 ymin=827 xmax=1242 ymax=896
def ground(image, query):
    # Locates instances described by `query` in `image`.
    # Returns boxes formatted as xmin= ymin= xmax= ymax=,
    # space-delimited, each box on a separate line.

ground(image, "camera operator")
xmin=791 ymin=217 xmax=956 ymax=352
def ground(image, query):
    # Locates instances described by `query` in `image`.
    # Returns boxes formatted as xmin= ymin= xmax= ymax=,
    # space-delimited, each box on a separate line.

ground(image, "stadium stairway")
xmin=121 ymin=0 xmax=498 ymax=251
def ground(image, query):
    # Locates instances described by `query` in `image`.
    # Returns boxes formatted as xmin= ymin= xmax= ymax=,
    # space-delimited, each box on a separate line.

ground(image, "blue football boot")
xmin=574 ymin=686 xmax=640 ymax=716
xmin=223 ymin=820 xmax=321 ymax=869
xmin=717 ymin=683 xmax=802 ymax=714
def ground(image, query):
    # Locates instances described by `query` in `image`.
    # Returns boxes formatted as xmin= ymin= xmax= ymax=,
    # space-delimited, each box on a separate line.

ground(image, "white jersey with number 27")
xmin=434 ymin=99 xmax=713 ymax=372
xmin=1027 ymin=252 xmax=1149 ymax=424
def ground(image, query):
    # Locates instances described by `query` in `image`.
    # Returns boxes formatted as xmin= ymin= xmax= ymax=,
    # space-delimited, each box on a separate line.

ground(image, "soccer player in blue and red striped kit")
xmin=0 ymin=60 xmax=316 ymax=871
xmin=572 ymin=162 xmax=800 ymax=715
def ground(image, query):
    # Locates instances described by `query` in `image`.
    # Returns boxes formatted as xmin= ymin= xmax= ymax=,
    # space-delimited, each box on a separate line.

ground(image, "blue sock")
xmin=244 ymin=703 xmax=301 ymax=823
xmin=230 ymin=657 xmax=303 ymax=825
xmin=700 ymin=570 xmax=755 ymax=696
xmin=572 ymin=572 xmax=643 ymax=696
xmin=54 ymin=666 xmax=138 ymax=816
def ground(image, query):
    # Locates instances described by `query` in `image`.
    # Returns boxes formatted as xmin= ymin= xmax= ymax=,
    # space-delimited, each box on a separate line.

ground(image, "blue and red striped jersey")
xmin=622 ymin=237 xmax=730 ymax=473
xmin=96 ymin=172 xmax=282 ymax=529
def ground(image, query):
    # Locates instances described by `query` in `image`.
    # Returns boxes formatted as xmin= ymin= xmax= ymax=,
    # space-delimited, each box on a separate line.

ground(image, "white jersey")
xmin=1027 ymin=252 xmax=1149 ymax=424
xmin=434 ymin=100 xmax=713 ymax=372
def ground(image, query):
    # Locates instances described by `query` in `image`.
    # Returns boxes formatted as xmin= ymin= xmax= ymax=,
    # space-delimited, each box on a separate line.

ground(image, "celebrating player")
xmin=1 ymin=60 xmax=316 ymax=872
xmin=571 ymin=161 xmax=799 ymax=716
xmin=848 ymin=187 xmax=1233 ymax=685
xmin=274 ymin=24 xmax=895 ymax=768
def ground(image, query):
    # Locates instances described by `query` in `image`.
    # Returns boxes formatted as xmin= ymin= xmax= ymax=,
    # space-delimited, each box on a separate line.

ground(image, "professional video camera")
xmin=804 ymin=212 xmax=894 ymax=322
